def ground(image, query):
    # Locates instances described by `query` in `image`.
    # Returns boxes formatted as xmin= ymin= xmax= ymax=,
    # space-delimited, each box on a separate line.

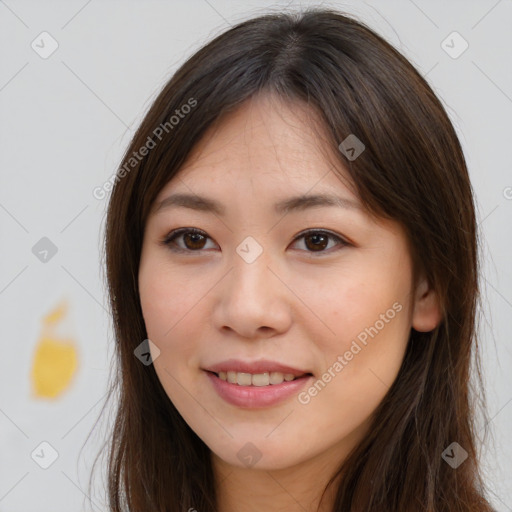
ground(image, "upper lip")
xmin=204 ymin=359 xmax=312 ymax=377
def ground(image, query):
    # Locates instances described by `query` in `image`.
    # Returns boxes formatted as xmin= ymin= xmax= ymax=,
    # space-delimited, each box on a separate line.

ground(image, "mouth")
xmin=204 ymin=370 xmax=314 ymax=408
xmin=205 ymin=370 xmax=313 ymax=387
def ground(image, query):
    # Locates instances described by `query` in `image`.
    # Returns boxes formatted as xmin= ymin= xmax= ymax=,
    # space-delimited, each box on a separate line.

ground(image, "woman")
xmin=92 ymin=8 xmax=495 ymax=511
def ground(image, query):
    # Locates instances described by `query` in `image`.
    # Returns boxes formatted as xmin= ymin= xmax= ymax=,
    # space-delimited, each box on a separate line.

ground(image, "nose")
xmin=211 ymin=250 xmax=292 ymax=340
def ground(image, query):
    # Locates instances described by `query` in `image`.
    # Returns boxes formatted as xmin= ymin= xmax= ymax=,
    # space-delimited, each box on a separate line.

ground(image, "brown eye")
xmin=162 ymin=228 xmax=215 ymax=253
xmin=291 ymin=229 xmax=349 ymax=255
xmin=182 ymin=232 xmax=207 ymax=250
xmin=304 ymin=232 xmax=329 ymax=251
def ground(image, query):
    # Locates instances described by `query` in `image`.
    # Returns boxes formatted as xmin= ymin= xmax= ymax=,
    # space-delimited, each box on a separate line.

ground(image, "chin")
xmin=210 ymin=440 xmax=306 ymax=472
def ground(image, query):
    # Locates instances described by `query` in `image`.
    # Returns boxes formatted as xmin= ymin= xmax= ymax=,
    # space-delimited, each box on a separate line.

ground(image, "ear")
xmin=411 ymin=274 xmax=442 ymax=332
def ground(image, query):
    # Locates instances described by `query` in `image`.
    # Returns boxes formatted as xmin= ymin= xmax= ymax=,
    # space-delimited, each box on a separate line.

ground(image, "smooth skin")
xmin=138 ymin=93 xmax=441 ymax=512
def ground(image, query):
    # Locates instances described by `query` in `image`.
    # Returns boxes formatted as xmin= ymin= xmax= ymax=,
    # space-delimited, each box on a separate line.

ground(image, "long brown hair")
xmin=89 ymin=8 xmax=495 ymax=511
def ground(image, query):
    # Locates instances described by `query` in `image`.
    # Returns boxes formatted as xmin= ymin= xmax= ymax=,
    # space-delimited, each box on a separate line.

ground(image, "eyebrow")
xmin=152 ymin=192 xmax=362 ymax=216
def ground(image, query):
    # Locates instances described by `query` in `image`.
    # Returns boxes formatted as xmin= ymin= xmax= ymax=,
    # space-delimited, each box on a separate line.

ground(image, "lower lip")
xmin=205 ymin=371 xmax=313 ymax=408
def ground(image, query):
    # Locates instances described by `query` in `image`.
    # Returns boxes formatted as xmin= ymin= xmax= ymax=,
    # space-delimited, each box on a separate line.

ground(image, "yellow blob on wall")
xmin=31 ymin=300 xmax=79 ymax=399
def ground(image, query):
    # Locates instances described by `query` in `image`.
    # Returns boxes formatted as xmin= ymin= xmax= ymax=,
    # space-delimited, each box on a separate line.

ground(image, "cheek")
xmin=139 ymin=269 xmax=176 ymax=339
xmin=139 ymin=272 xmax=182 ymax=371
xmin=138 ymin=263 xmax=199 ymax=409
xmin=306 ymin=265 xmax=411 ymax=385
xmin=304 ymin=266 xmax=406 ymax=338
xmin=138 ymin=257 xmax=214 ymax=372
xmin=300 ymin=298 xmax=409 ymax=436
xmin=139 ymin=253 xmax=192 ymax=334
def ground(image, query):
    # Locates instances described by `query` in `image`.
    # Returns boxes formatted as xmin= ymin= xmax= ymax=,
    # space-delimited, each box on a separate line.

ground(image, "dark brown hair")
xmin=89 ymin=7 xmax=495 ymax=511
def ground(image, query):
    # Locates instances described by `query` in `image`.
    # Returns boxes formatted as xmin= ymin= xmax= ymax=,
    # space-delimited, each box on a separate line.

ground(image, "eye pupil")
xmin=305 ymin=233 xmax=328 ymax=251
xmin=184 ymin=232 xmax=206 ymax=249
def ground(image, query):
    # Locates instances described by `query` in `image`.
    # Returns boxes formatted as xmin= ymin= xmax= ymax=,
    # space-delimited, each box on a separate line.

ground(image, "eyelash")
xmin=159 ymin=227 xmax=350 ymax=256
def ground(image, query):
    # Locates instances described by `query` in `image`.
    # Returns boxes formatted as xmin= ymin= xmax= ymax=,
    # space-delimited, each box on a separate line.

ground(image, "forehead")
xmin=156 ymin=93 xmax=357 ymax=201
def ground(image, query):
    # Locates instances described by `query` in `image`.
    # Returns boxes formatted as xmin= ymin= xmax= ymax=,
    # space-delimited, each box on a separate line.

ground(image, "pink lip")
xmin=205 ymin=371 xmax=313 ymax=408
xmin=204 ymin=358 xmax=311 ymax=376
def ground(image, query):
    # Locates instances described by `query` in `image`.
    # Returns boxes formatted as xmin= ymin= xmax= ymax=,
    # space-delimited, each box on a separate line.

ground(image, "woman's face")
xmin=138 ymin=94 xmax=440 ymax=472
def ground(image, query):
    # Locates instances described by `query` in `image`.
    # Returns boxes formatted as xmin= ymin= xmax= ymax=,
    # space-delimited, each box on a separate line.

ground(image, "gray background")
xmin=0 ymin=0 xmax=511 ymax=510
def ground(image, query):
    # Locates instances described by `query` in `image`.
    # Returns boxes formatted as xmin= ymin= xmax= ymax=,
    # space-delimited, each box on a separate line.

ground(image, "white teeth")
xmin=269 ymin=372 xmax=285 ymax=385
xmin=251 ymin=373 xmax=269 ymax=386
xmin=237 ymin=372 xmax=252 ymax=386
xmin=217 ymin=371 xmax=300 ymax=386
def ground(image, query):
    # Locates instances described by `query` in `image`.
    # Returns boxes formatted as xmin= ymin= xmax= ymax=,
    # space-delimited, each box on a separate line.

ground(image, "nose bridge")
xmin=213 ymin=240 xmax=291 ymax=336
xmin=230 ymin=242 xmax=274 ymax=302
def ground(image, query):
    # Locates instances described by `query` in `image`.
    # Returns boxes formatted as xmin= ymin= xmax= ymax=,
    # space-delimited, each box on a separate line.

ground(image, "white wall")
xmin=0 ymin=0 xmax=510 ymax=510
